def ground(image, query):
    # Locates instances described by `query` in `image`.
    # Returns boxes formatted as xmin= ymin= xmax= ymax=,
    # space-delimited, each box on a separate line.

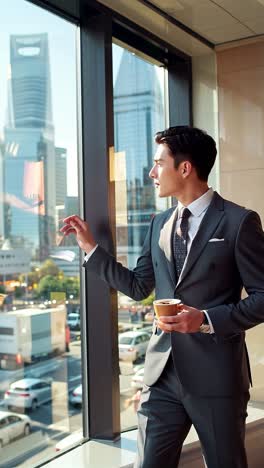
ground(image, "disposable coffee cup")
xmin=153 ymin=299 xmax=182 ymax=318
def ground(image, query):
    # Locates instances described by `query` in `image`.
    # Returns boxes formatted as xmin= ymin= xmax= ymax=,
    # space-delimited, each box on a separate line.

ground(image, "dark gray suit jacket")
xmin=84 ymin=192 xmax=264 ymax=396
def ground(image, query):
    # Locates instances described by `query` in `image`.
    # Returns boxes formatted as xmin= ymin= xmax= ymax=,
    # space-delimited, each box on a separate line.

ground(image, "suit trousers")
xmin=134 ymin=354 xmax=249 ymax=468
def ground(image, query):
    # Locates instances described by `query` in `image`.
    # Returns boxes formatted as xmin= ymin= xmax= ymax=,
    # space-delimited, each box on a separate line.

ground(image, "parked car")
xmin=141 ymin=325 xmax=154 ymax=337
xmin=118 ymin=331 xmax=150 ymax=362
xmin=0 ymin=410 xmax=31 ymax=447
xmin=67 ymin=313 xmax=81 ymax=331
xmin=69 ymin=385 xmax=82 ymax=407
xmin=131 ymin=367 xmax=144 ymax=390
xmin=4 ymin=378 xmax=52 ymax=411
xmin=145 ymin=311 xmax=154 ymax=322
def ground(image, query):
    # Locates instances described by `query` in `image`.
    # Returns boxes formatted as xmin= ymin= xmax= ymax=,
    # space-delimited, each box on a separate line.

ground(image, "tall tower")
xmin=55 ymin=147 xmax=67 ymax=206
xmin=4 ymin=33 xmax=56 ymax=260
xmin=114 ymin=50 xmax=164 ymax=267
xmin=114 ymin=50 xmax=163 ymax=196
xmin=7 ymin=34 xmax=53 ymax=129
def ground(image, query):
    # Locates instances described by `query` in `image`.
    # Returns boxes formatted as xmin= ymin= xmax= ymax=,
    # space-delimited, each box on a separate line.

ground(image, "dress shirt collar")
xmin=177 ymin=187 xmax=214 ymax=218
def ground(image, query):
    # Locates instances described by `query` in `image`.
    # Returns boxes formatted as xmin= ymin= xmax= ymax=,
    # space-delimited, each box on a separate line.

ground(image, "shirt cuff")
xmin=203 ymin=310 xmax=215 ymax=334
xmin=84 ymin=244 xmax=98 ymax=262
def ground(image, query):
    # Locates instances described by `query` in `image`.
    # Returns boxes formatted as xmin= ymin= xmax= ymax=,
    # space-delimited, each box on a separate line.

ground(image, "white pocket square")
xmin=208 ymin=238 xmax=225 ymax=242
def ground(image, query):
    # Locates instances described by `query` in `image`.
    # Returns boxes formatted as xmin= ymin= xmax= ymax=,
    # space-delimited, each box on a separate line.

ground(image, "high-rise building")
xmin=7 ymin=34 xmax=53 ymax=130
xmin=55 ymin=147 xmax=67 ymax=206
xmin=113 ymin=50 xmax=164 ymax=267
xmin=3 ymin=33 xmax=56 ymax=260
xmin=114 ymin=51 xmax=163 ymax=196
xmin=64 ymin=196 xmax=79 ymax=217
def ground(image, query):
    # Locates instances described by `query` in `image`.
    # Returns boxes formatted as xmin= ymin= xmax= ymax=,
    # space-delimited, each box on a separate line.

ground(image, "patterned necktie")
xmin=173 ymin=207 xmax=191 ymax=280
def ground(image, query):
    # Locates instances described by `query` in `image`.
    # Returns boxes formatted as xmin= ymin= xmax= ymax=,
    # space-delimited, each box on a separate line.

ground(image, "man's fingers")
xmin=157 ymin=321 xmax=183 ymax=333
xmin=63 ymin=214 xmax=79 ymax=222
xmin=180 ymin=304 xmax=193 ymax=312
xmin=158 ymin=314 xmax=181 ymax=323
xmin=63 ymin=215 xmax=87 ymax=230
xmin=60 ymin=224 xmax=78 ymax=234
xmin=61 ymin=217 xmax=86 ymax=234
xmin=60 ymin=224 xmax=72 ymax=233
xmin=60 ymin=227 xmax=76 ymax=236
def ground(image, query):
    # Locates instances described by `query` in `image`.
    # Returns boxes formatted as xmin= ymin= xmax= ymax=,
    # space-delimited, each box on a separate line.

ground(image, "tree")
xmin=62 ymin=277 xmax=80 ymax=299
xmin=37 ymin=275 xmax=63 ymax=299
xmin=19 ymin=271 xmax=38 ymax=288
xmin=19 ymin=260 xmax=63 ymax=288
xmin=140 ymin=292 xmax=155 ymax=306
xmin=39 ymin=259 xmax=60 ymax=277
xmin=14 ymin=286 xmax=24 ymax=298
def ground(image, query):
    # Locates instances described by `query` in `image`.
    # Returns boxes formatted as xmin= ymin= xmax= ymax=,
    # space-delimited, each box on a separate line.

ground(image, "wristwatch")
xmin=199 ymin=311 xmax=211 ymax=334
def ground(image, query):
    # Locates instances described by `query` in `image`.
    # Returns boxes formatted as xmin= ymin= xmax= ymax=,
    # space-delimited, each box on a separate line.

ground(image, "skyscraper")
xmin=3 ymin=33 xmax=56 ymax=259
xmin=113 ymin=50 xmax=164 ymax=267
xmin=7 ymin=34 xmax=53 ymax=129
xmin=55 ymin=147 xmax=67 ymax=206
xmin=114 ymin=50 xmax=163 ymax=196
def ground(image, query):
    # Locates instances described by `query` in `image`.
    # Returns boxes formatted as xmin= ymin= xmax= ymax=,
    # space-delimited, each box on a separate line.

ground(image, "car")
xmin=0 ymin=410 xmax=31 ymax=447
xmin=67 ymin=313 xmax=81 ymax=331
xmin=4 ymin=378 xmax=52 ymax=411
xmin=69 ymin=384 xmax=82 ymax=406
xmin=131 ymin=367 xmax=144 ymax=389
xmin=144 ymin=311 xmax=154 ymax=322
xmin=118 ymin=331 xmax=150 ymax=362
xmin=141 ymin=325 xmax=154 ymax=337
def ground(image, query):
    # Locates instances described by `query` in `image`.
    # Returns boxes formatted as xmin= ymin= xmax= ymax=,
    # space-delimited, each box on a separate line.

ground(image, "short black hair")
xmin=155 ymin=126 xmax=217 ymax=181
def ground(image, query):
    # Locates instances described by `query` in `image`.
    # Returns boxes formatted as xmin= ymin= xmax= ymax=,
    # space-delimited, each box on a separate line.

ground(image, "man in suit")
xmin=61 ymin=126 xmax=264 ymax=468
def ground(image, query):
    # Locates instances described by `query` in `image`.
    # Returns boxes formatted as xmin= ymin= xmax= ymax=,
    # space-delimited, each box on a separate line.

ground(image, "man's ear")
xmin=181 ymin=161 xmax=192 ymax=176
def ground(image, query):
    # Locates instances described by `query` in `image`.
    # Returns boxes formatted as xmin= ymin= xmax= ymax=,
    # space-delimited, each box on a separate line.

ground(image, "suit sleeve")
xmin=82 ymin=217 xmax=155 ymax=301
xmin=207 ymin=211 xmax=264 ymax=335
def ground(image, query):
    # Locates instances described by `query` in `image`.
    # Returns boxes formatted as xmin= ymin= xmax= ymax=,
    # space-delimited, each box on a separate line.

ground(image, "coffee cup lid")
xmin=153 ymin=299 xmax=181 ymax=305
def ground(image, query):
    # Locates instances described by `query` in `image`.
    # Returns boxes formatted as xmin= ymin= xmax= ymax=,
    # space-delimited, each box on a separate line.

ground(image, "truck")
xmin=0 ymin=306 xmax=67 ymax=371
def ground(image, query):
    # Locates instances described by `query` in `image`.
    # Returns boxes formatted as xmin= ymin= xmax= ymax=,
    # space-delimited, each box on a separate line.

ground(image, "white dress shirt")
xmin=84 ymin=187 xmax=215 ymax=332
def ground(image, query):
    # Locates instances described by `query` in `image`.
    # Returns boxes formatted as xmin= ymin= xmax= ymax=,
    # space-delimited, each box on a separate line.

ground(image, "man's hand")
xmin=157 ymin=304 xmax=204 ymax=333
xmin=60 ymin=215 xmax=96 ymax=253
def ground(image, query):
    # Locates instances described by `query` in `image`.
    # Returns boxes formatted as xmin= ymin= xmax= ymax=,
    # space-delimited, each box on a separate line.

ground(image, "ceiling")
xmin=147 ymin=0 xmax=264 ymax=44
xmin=98 ymin=0 xmax=264 ymax=56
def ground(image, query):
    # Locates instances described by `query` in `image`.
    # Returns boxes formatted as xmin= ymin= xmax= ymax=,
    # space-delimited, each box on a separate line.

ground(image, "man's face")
xmin=149 ymin=143 xmax=184 ymax=198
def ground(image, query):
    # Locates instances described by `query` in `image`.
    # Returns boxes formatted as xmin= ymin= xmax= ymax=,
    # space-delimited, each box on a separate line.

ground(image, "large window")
xmin=112 ymin=43 xmax=169 ymax=431
xmin=0 ymin=1 xmax=82 ymax=465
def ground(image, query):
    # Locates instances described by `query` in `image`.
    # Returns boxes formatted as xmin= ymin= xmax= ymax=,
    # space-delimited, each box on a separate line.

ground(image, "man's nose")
xmin=149 ymin=165 xmax=156 ymax=179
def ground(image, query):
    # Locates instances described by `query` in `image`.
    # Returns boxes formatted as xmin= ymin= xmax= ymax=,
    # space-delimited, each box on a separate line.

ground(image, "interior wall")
xmin=216 ymin=40 xmax=264 ymax=221
xmin=216 ymin=39 xmax=264 ymax=417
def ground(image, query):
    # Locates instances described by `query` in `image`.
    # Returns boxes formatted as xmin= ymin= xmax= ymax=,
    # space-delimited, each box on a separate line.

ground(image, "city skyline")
xmin=0 ymin=6 xmax=167 ymax=272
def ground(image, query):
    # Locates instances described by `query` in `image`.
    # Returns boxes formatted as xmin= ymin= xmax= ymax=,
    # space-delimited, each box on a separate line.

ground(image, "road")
xmin=0 ymin=336 xmax=142 ymax=467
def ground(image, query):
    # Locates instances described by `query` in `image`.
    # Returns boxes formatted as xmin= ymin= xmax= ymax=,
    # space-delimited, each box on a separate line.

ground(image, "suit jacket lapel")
xmin=159 ymin=206 xmax=178 ymax=286
xmin=176 ymin=192 xmax=225 ymax=288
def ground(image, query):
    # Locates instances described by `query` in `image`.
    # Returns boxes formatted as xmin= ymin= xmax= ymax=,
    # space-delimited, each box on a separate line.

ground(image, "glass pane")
xmin=0 ymin=1 xmax=82 ymax=465
xmin=113 ymin=43 xmax=168 ymax=431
